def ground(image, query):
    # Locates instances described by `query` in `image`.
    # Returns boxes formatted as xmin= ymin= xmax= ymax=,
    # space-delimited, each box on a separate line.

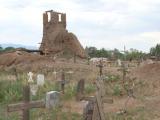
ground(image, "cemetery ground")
xmin=0 ymin=61 xmax=160 ymax=119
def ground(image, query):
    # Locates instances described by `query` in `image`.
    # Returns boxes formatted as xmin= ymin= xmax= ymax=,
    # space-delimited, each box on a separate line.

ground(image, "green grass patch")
xmin=85 ymin=84 xmax=96 ymax=95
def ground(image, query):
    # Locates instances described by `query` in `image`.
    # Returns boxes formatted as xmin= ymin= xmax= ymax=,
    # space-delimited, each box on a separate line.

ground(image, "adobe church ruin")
xmin=40 ymin=10 xmax=86 ymax=58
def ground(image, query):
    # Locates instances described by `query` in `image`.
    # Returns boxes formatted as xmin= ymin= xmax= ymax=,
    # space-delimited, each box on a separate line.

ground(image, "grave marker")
xmin=53 ymin=70 xmax=57 ymax=80
xmin=37 ymin=74 xmax=45 ymax=86
xmin=7 ymin=85 xmax=45 ymax=120
xmin=27 ymin=72 xmax=33 ymax=83
xmin=61 ymin=70 xmax=66 ymax=94
xmin=83 ymin=99 xmax=95 ymax=120
xmin=46 ymin=91 xmax=60 ymax=109
xmin=96 ymin=60 xmax=104 ymax=76
xmin=76 ymin=79 xmax=85 ymax=101
xmin=66 ymin=70 xmax=74 ymax=81
xmin=30 ymin=84 xmax=38 ymax=96
xmin=117 ymin=59 xmax=122 ymax=67
xmin=83 ymin=78 xmax=113 ymax=120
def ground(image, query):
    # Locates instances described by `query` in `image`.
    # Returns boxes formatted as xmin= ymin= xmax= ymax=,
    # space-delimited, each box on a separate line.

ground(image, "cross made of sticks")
xmin=7 ymin=85 xmax=45 ymax=120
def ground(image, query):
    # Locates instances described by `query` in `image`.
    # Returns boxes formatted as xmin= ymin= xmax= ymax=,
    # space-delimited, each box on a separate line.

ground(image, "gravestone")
xmin=53 ymin=70 xmax=57 ymax=80
xmin=76 ymin=79 xmax=85 ymax=101
xmin=117 ymin=59 xmax=122 ymax=67
xmin=46 ymin=91 xmax=60 ymax=109
xmin=83 ymin=100 xmax=95 ymax=120
xmin=28 ymin=72 xmax=34 ymax=83
xmin=37 ymin=74 xmax=45 ymax=86
xmin=30 ymin=84 xmax=38 ymax=96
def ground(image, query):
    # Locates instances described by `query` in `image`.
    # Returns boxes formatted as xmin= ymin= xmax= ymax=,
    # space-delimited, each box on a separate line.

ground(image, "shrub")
xmin=113 ymin=84 xmax=122 ymax=96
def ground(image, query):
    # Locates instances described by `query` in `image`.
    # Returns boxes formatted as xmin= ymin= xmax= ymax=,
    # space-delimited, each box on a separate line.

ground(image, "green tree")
xmin=126 ymin=49 xmax=145 ymax=61
xmin=112 ymin=48 xmax=123 ymax=60
xmin=4 ymin=47 xmax=15 ymax=51
xmin=87 ymin=46 xmax=97 ymax=58
xmin=150 ymin=44 xmax=160 ymax=57
xmin=0 ymin=45 xmax=3 ymax=51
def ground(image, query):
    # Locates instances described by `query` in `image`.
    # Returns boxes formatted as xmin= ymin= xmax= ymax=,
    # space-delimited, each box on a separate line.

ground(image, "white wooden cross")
xmin=117 ymin=59 xmax=122 ymax=67
xmin=53 ymin=70 xmax=58 ymax=80
xmin=27 ymin=72 xmax=34 ymax=83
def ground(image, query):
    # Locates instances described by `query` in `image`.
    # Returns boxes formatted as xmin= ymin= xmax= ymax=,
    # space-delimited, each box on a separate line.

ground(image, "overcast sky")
xmin=0 ymin=0 xmax=160 ymax=52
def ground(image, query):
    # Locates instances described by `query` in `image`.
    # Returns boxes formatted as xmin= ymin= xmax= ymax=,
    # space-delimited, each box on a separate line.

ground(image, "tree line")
xmin=0 ymin=44 xmax=160 ymax=60
xmin=0 ymin=46 xmax=16 ymax=52
xmin=86 ymin=44 xmax=160 ymax=60
xmin=85 ymin=47 xmax=146 ymax=61
xmin=150 ymin=44 xmax=160 ymax=57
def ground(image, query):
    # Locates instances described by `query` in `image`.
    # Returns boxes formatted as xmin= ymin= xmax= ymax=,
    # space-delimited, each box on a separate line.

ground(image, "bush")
xmin=113 ymin=84 xmax=122 ymax=96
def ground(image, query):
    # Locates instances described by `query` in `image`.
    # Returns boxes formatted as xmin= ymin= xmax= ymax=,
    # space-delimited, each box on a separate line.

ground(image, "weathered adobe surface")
xmin=0 ymin=51 xmax=45 ymax=67
xmin=0 ymin=50 xmax=93 ymax=73
xmin=40 ymin=10 xmax=87 ymax=58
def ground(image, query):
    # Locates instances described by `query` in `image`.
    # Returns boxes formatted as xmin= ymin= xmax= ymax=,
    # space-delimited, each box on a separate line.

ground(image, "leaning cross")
xmin=83 ymin=79 xmax=113 ymax=120
xmin=7 ymin=85 xmax=45 ymax=120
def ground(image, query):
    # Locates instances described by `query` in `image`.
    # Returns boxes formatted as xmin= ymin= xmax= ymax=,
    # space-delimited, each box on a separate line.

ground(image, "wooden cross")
xmin=83 ymin=79 xmax=113 ymax=120
xmin=96 ymin=60 xmax=104 ymax=76
xmin=120 ymin=45 xmax=127 ymax=61
xmin=66 ymin=70 xmax=74 ymax=81
xmin=121 ymin=63 xmax=129 ymax=83
xmin=61 ymin=70 xmax=66 ymax=94
xmin=7 ymin=85 xmax=45 ymax=120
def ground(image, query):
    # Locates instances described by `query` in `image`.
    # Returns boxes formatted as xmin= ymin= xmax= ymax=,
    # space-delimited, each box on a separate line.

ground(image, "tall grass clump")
xmin=0 ymin=80 xmax=23 ymax=104
xmin=85 ymin=84 xmax=96 ymax=94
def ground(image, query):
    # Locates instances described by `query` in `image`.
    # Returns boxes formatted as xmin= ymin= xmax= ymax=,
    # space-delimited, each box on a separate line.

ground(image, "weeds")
xmin=85 ymin=83 xmax=96 ymax=95
xmin=62 ymin=84 xmax=76 ymax=100
xmin=0 ymin=80 xmax=23 ymax=104
xmin=113 ymin=84 xmax=122 ymax=96
xmin=104 ymin=75 xmax=120 ymax=82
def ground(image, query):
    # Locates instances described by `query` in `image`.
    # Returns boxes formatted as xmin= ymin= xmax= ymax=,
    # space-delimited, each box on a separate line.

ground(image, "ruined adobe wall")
xmin=40 ymin=10 xmax=87 ymax=58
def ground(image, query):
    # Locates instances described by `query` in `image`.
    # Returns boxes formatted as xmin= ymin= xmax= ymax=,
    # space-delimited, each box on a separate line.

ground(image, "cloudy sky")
xmin=0 ymin=0 xmax=160 ymax=52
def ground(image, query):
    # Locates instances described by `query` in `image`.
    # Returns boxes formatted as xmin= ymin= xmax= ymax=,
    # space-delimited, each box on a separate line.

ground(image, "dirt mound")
xmin=0 ymin=51 xmax=96 ymax=77
xmin=0 ymin=51 xmax=46 ymax=67
xmin=132 ymin=62 xmax=160 ymax=81
xmin=126 ymin=62 xmax=160 ymax=96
